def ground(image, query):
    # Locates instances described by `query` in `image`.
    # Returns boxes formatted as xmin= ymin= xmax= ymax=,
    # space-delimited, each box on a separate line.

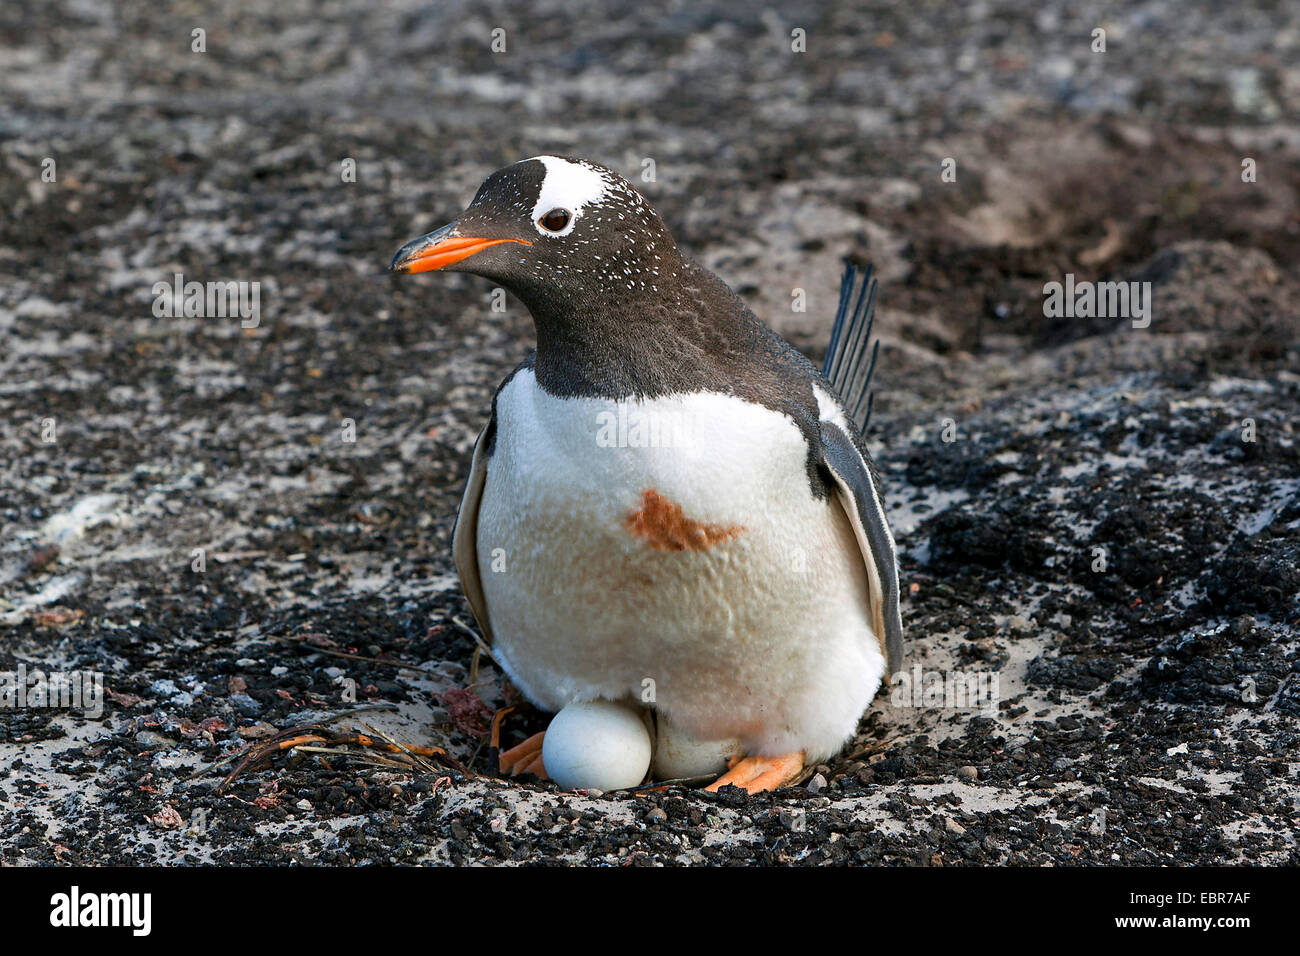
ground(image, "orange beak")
xmin=390 ymin=223 xmax=531 ymax=274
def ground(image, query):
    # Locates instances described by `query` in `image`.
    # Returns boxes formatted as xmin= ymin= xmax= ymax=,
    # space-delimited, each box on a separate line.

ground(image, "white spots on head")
xmin=525 ymin=155 xmax=614 ymax=237
xmin=472 ymin=155 xmax=681 ymax=298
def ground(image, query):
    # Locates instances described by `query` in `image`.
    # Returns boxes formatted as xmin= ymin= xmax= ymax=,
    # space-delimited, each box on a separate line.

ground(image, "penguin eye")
xmin=538 ymin=208 xmax=571 ymax=232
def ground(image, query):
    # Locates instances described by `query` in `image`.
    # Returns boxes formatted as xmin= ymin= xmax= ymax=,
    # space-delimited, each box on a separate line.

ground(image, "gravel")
xmin=1 ymin=0 xmax=1298 ymax=865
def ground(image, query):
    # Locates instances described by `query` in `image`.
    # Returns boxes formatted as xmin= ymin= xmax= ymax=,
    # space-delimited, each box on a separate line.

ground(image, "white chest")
xmin=473 ymin=368 xmax=882 ymax=760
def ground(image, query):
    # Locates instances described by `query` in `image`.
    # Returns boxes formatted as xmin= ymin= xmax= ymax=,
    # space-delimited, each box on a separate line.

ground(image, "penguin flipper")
xmin=818 ymin=421 xmax=904 ymax=678
xmin=453 ymin=418 xmax=495 ymax=644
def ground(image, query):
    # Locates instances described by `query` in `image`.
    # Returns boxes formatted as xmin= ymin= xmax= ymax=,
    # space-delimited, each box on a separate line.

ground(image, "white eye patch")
xmin=526 ymin=155 xmax=612 ymax=237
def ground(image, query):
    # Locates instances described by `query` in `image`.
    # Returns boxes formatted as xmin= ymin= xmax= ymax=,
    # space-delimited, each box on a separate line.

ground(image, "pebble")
xmin=646 ymin=808 xmax=668 ymax=824
xmin=134 ymin=731 xmax=175 ymax=748
xmin=237 ymin=721 xmax=279 ymax=739
xmin=16 ymin=296 xmax=62 ymax=318
xmin=807 ymin=773 xmax=828 ymax=793
xmin=230 ymin=693 xmax=262 ymax=716
xmin=957 ymin=765 xmax=979 ymax=781
xmin=778 ymin=809 xmax=806 ymax=830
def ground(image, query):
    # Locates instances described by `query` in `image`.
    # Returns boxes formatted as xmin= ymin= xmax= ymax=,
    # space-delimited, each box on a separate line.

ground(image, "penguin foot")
xmin=704 ymin=751 xmax=803 ymax=794
xmin=499 ymin=730 xmax=548 ymax=779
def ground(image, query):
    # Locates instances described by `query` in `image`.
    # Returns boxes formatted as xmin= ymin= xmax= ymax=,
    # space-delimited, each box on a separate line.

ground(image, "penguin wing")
xmin=818 ymin=420 xmax=904 ymax=677
xmin=452 ymin=418 xmax=495 ymax=644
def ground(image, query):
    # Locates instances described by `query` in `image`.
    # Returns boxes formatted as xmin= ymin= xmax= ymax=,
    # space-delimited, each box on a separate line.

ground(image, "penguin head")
xmin=391 ymin=156 xmax=681 ymax=310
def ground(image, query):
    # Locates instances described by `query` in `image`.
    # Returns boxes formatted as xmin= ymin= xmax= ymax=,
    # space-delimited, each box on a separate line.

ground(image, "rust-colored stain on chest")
xmin=624 ymin=489 xmax=745 ymax=552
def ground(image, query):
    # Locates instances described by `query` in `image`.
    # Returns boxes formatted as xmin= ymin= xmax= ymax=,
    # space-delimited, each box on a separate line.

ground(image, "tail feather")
xmin=822 ymin=262 xmax=881 ymax=432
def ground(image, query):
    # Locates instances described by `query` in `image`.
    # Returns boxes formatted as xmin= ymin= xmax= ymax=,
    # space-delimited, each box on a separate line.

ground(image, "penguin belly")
xmin=475 ymin=368 xmax=884 ymax=762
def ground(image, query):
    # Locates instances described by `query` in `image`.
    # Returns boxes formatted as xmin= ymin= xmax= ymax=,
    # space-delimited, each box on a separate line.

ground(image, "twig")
xmin=270 ymin=634 xmax=434 ymax=673
xmin=179 ymin=704 xmax=400 ymax=784
xmin=452 ymin=615 xmax=499 ymax=670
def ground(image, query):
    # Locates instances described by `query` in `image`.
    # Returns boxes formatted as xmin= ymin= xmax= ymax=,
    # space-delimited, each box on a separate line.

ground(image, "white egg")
xmin=652 ymin=717 xmax=743 ymax=781
xmin=542 ymin=701 xmax=653 ymax=791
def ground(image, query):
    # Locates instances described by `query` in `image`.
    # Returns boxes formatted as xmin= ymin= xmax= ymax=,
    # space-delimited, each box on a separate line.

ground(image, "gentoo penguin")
xmin=391 ymin=155 xmax=903 ymax=793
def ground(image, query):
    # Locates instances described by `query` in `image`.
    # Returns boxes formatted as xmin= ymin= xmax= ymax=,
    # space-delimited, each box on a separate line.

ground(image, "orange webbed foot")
xmin=499 ymin=730 xmax=549 ymax=780
xmin=704 ymin=751 xmax=804 ymax=794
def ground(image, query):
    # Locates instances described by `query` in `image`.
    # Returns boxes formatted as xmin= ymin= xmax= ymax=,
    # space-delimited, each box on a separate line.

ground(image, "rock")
xmin=236 ymin=722 xmax=279 ymax=739
xmin=229 ymin=694 xmax=262 ymax=717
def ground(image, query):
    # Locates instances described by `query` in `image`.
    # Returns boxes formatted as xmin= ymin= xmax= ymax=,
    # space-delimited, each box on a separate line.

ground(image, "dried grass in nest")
xmin=209 ymin=721 xmax=469 ymax=794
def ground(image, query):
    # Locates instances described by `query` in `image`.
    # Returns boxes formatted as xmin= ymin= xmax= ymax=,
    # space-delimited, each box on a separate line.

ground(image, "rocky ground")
xmin=1 ymin=0 xmax=1298 ymax=865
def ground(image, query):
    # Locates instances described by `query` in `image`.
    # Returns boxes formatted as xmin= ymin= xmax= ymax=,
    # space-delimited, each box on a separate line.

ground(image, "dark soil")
xmin=1 ymin=0 xmax=1298 ymax=865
